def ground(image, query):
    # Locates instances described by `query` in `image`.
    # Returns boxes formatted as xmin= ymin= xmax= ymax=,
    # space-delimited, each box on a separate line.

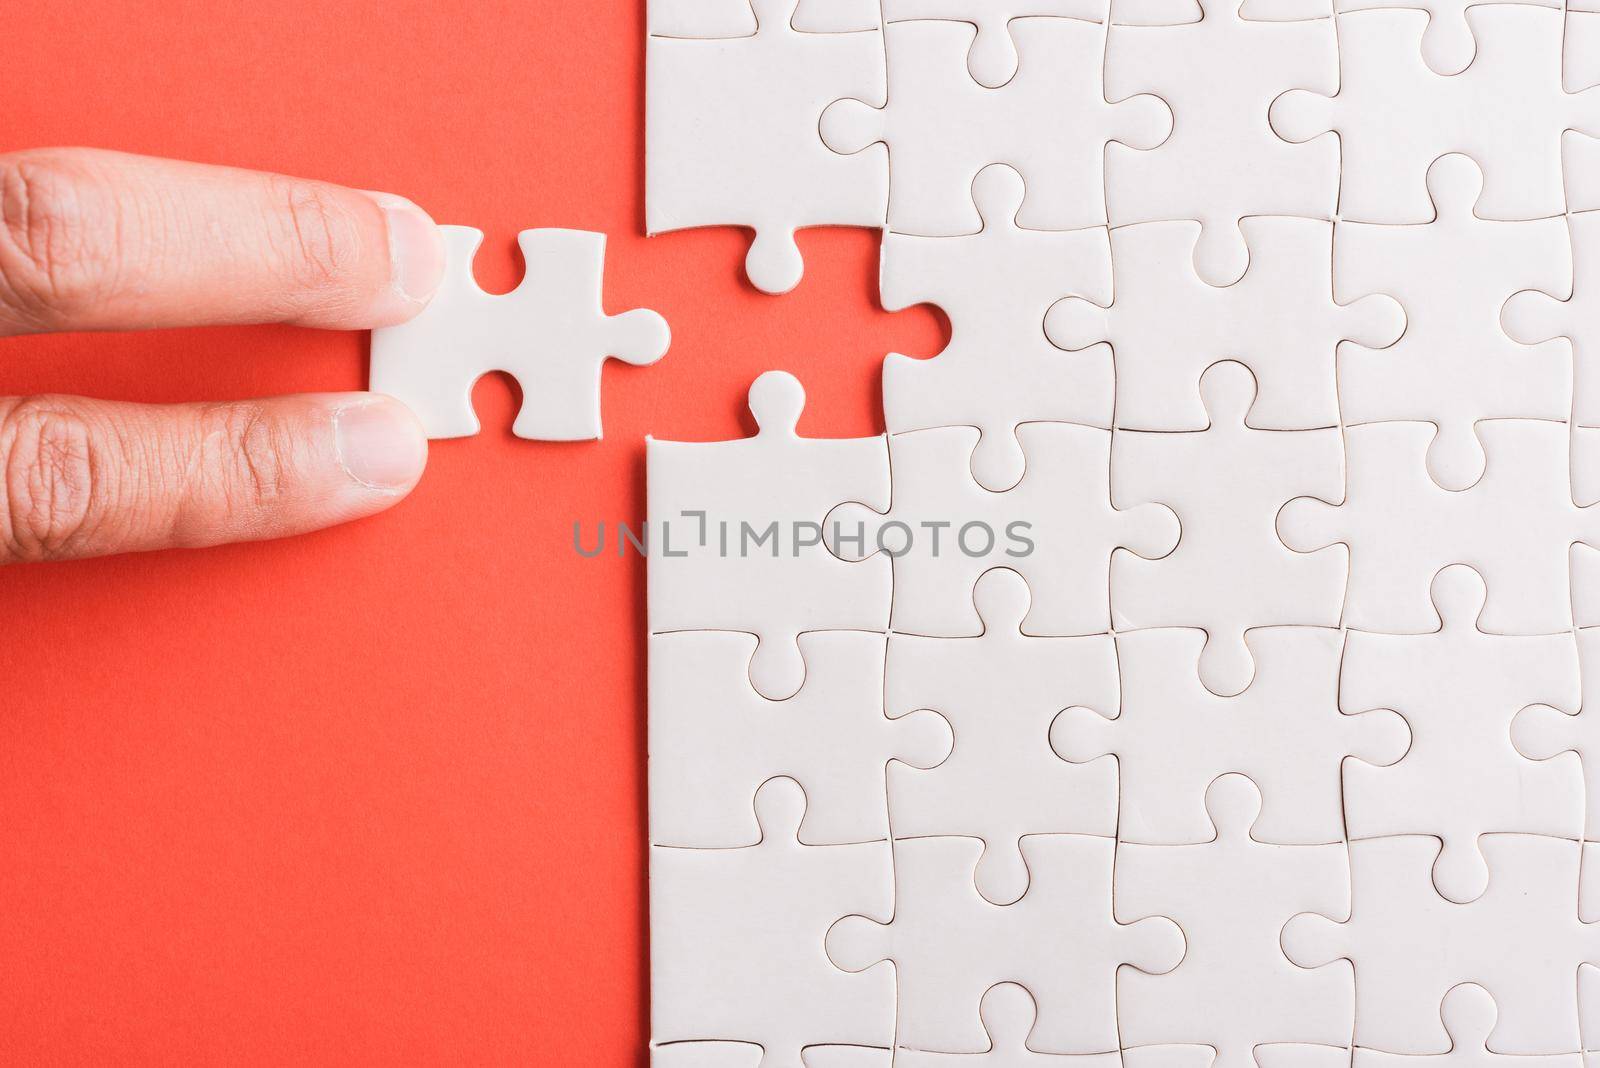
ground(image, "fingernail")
xmin=334 ymin=396 xmax=429 ymax=492
xmin=363 ymin=191 xmax=445 ymax=305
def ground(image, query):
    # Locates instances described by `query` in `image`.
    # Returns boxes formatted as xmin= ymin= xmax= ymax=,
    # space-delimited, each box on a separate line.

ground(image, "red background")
xmin=2 ymin=3 xmax=942 ymax=1063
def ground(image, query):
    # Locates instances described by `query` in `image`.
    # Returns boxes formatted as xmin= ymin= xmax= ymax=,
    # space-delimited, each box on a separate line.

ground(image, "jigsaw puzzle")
xmin=643 ymin=0 xmax=1600 ymax=1063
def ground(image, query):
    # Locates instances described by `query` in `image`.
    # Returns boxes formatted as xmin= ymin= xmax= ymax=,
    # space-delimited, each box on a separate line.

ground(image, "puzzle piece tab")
xmin=1354 ymin=985 xmax=1584 ymax=1068
xmin=1278 ymin=419 xmax=1600 ymax=634
xmin=886 ymin=568 xmax=1118 ymax=904
xmin=1044 ymin=217 xmax=1402 ymax=433
xmin=1051 ymin=626 xmax=1408 ymax=846
xmin=1335 ymin=154 xmax=1573 ymax=490
xmin=649 ymin=371 xmax=891 ymax=700
xmin=649 ymin=630 xmax=951 ymax=848
xmin=1340 ymin=565 xmax=1584 ymax=904
xmin=1271 ymin=5 xmax=1600 ymax=223
xmin=1503 ymin=207 xmax=1600 ymax=428
xmin=1109 ymin=361 xmax=1348 ymax=695
xmin=1103 ymin=0 xmax=1338 ymax=285
xmin=1282 ymin=834 xmax=1600 ymax=1054
xmin=895 ymin=984 xmax=1118 ymax=1068
xmin=881 ymin=163 xmax=1114 ymax=491
xmin=1116 ymin=776 xmax=1355 ymax=1068
xmin=827 ymin=834 xmax=1184 ymax=1054
xmin=882 ymin=1 xmax=1106 ymax=86
xmin=652 ymin=778 xmax=894 ymax=1066
xmin=828 ymin=423 xmax=1178 ymax=638
xmin=369 ymin=226 xmax=669 ymax=440
xmin=822 ymin=16 xmax=1171 ymax=235
xmin=647 ymin=0 xmax=888 ymax=293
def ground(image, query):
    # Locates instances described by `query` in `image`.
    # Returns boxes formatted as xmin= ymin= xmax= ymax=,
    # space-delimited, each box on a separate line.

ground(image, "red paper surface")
xmin=1 ymin=3 xmax=943 ymax=1061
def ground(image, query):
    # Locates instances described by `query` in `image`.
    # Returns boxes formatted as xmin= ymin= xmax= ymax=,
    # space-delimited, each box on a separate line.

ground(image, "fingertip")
xmin=333 ymin=394 xmax=429 ymax=495
xmin=359 ymin=191 xmax=446 ymax=324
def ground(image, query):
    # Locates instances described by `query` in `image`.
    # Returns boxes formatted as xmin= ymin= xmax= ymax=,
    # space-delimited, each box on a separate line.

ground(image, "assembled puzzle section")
xmin=646 ymin=0 xmax=1600 ymax=1064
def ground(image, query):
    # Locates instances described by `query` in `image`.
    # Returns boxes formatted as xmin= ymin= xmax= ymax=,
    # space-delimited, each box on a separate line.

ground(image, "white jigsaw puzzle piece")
xmin=886 ymin=568 xmax=1119 ymax=905
xmin=653 ymin=1041 xmax=764 ymax=1068
xmin=827 ymin=834 xmax=1184 ymax=1054
xmin=895 ymin=983 xmax=1121 ymax=1067
xmin=1051 ymin=625 xmax=1407 ymax=845
xmin=1270 ymin=5 xmax=1600 ymax=223
xmin=1341 ymin=565 xmax=1585 ymax=904
xmin=1568 ymin=11 xmax=1600 ymax=210
xmin=881 ymin=163 xmax=1114 ymax=491
xmin=649 ymin=0 xmax=759 ymax=37
xmin=822 ymin=17 xmax=1171 ymax=235
xmin=1512 ymin=626 xmax=1600 ymax=845
xmin=649 ymin=371 xmax=891 ymax=700
xmin=369 ymin=226 xmax=669 ymax=440
xmin=1045 ymin=217 xmax=1402 ymax=432
xmin=1574 ymin=12 xmax=1600 ymax=97
xmin=801 ymin=1048 xmax=894 ymax=1068
xmin=1103 ymin=0 xmax=1338 ymax=285
xmin=647 ymin=0 xmax=888 ymax=293
xmin=1116 ymin=776 xmax=1355 ymax=1068
xmin=1579 ymin=427 xmax=1600 ymax=629
xmin=792 ymin=0 xmax=883 ymax=31
xmin=651 ymin=778 xmax=895 ymax=1067
xmin=1278 ymin=419 xmax=1600 ymax=634
xmin=828 ymin=424 xmax=1179 ymax=638
xmin=649 ymin=630 xmax=952 ymax=848
xmin=1354 ymin=985 xmax=1584 ymax=1068
xmin=1109 ymin=362 xmax=1348 ymax=695
xmin=1335 ymin=154 xmax=1573 ymax=490
xmin=1334 ymin=0 xmax=1559 ymax=76
xmin=1282 ymin=834 xmax=1600 ymax=1055
xmin=1503 ymin=207 xmax=1600 ymax=428
xmin=882 ymin=0 xmax=1106 ymax=87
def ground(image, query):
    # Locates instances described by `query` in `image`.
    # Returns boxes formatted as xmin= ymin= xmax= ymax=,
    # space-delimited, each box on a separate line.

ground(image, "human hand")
xmin=0 ymin=148 xmax=444 ymax=564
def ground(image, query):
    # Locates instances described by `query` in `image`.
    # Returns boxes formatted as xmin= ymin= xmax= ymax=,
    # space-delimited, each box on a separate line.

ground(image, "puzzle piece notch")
xmin=1045 ymin=217 xmax=1403 ymax=432
xmin=1102 ymin=0 xmax=1339 ymax=286
xmin=895 ymin=983 xmax=1118 ymax=1067
xmin=1503 ymin=208 xmax=1600 ymax=428
xmin=369 ymin=226 xmax=669 ymax=440
xmin=1269 ymin=5 xmax=1600 ymax=223
xmin=1340 ymin=564 xmax=1584 ymax=904
xmin=887 ymin=567 xmax=1119 ymax=904
xmin=1335 ymin=153 xmax=1573 ymax=491
xmin=881 ymin=163 xmax=1115 ymax=491
xmin=820 ymin=17 xmax=1171 ymax=234
xmin=647 ymin=0 xmax=888 ymax=292
xmin=1335 ymin=0 xmax=1559 ymax=77
xmin=1114 ymin=775 xmax=1355 ymax=1064
xmin=650 ymin=630 xmax=952 ymax=848
xmin=882 ymin=0 xmax=1108 ymax=87
xmin=1352 ymin=984 xmax=1585 ymax=1068
xmin=1513 ymin=627 xmax=1600 ymax=843
xmin=1282 ymin=834 xmax=1600 ymax=1055
xmin=827 ymin=423 xmax=1179 ymax=637
xmin=651 ymin=776 xmax=895 ymax=1064
xmin=649 ymin=370 xmax=891 ymax=701
xmin=1277 ymin=419 xmax=1600 ymax=634
xmin=1110 ymin=361 xmax=1348 ymax=696
xmin=1051 ymin=625 xmax=1408 ymax=845
xmin=827 ymin=834 xmax=1184 ymax=1053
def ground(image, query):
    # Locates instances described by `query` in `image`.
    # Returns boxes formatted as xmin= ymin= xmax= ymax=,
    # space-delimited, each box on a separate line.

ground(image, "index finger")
xmin=0 ymin=147 xmax=445 ymax=337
